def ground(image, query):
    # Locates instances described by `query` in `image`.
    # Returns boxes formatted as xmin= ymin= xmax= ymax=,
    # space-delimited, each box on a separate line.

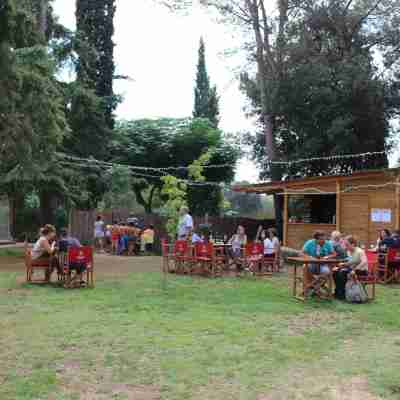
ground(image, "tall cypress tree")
xmin=193 ymin=37 xmax=220 ymax=127
xmin=75 ymin=0 xmax=116 ymax=130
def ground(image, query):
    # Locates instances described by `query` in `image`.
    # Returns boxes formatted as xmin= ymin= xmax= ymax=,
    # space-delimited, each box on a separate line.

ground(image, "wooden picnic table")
xmin=287 ymin=256 xmax=342 ymax=301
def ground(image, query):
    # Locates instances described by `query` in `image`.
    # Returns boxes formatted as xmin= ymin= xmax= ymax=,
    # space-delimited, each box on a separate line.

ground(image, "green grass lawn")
xmin=1 ymin=264 xmax=400 ymax=399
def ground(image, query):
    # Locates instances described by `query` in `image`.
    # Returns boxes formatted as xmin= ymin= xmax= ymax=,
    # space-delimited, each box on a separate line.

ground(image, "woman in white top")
xmin=229 ymin=226 xmax=247 ymax=273
xmin=94 ymin=216 xmax=105 ymax=252
xmin=264 ymin=228 xmax=280 ymax=257
xmin=31 ymin=224 xmax=59 ymax=280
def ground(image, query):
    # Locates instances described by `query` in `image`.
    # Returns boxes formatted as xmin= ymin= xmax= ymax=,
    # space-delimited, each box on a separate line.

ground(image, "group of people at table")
xmin=30 ymin=224 xmax=88 ymax=286
xmin=302 ymin=229 xmax=400 ymax=299
xmin=176 ymin=206 xmax=281 ymax=273
xmin=94 ymin=215 xmax=155 ymax=255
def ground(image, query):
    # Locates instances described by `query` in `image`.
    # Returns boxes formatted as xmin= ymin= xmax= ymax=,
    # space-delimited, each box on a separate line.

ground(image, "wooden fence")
xmin=69 ymin=209 xmax=275 ymax=250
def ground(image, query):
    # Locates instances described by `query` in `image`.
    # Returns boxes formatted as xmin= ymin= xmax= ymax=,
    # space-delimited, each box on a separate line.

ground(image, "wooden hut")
xmin=233 ymin=168 xmax=400 ymax=250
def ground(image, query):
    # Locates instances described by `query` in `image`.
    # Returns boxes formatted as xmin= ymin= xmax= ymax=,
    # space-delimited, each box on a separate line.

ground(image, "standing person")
xmin=141 ymin=225 xmax=155 ymax=253
xmin=177 ymin=206 xmax=194 ymax=240
xmin=94 ymin=216 xmax=105 ymax=253
xmin=110 ymin=222 xmax=120 ymax=255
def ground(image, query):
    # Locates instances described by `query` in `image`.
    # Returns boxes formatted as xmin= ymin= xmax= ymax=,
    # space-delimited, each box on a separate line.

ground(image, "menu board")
xmin=371 ymin=208 xmax=392 ymax=223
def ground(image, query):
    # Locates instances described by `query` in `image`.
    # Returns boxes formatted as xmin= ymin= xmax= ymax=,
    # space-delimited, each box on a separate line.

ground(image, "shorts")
xmin=94 ymin=232 xmax=104 ymax=239
xmin=308 ymin=264 xmax=330 ymax=275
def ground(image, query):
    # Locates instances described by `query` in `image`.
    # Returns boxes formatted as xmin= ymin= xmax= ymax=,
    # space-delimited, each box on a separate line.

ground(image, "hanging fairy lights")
xmin=57 ymin=150 xmax=391 ymax=190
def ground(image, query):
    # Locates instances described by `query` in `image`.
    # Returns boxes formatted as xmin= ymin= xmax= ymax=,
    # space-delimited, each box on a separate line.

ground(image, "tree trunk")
xmin=39 ymin=190 xmax=56 ymax=225
xmin=37 ymin=0 xmax=48 ymax=41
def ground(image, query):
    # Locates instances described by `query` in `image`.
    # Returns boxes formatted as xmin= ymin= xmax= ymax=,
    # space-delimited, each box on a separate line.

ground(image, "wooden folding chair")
xmin=378 ymin=248 xmax=400 ymax=284
xmin=25 ymin=243 xmax=51 ymax=283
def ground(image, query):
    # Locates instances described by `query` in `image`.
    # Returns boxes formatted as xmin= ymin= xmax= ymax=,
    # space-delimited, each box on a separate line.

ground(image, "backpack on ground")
xmin=345 ymin=280 xmax=368 ymax=303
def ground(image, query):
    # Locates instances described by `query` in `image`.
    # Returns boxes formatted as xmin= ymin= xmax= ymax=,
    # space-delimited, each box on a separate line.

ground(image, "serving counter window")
xmin=288 ymin=194 xmax=337 ymax=224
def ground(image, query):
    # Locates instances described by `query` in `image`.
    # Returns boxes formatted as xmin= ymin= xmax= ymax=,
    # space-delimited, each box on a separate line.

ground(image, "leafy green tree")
xmin=0 ymin=0 xmax=68 ymax=224
xmin=193 ymin=37 xmax=220 ymax=127
xmin=101 ymin=166 xmax=137 ymax=210
xmin=244 ymin=0 xmax=399 ymax=179
xmin=110 ymin=118 xmax=238 ymax=214
xmin=161 ymin=150 xmax=212 ymax=238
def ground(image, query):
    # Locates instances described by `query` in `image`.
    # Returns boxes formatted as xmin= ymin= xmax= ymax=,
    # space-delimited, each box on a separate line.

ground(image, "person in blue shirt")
xmin=302 ymin=230 xmax=335 ymax=276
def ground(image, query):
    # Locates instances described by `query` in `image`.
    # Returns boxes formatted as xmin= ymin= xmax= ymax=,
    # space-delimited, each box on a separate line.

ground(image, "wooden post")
xmin=396 ymin=177 xmax=400 ymax=230
xmin=283 ymin=190 xmax=288 ymax=246
xmin=336 ymin=180 xmax=341 ymax=231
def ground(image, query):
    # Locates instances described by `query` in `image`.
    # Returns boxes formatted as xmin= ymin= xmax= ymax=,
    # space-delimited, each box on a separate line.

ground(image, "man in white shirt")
xmin=177 ymin=206 xmax=194 ymax=240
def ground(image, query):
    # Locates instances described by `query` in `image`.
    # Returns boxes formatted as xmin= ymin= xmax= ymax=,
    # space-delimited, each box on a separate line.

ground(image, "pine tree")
xmin=75 ymin=0 xmax=116 ymax=130
xmin=193 ymin=37 xmax=220 ymax=127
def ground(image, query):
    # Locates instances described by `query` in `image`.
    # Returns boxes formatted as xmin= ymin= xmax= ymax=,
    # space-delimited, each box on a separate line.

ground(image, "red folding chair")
xmin=358 ymin=250 xmax=378 ymax=300
xmin=65 ymin=246 xmax=94 ymax=288
xmin=25 ymin=244 xmax=51 ymax=283
xmin=378 ymin=248 xmax=400 ymax=284
xmin=193 ymin=242 xmax=224 ymax=277
xmin=244 ymin=242 xmax=267 ymax=275
xmin=172 ymin=240 xmax=192 ymax=274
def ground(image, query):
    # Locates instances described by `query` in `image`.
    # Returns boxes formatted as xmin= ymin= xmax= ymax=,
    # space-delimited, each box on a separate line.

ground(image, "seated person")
xmin=228 ymin=225 xmax=247 ymax=272
xmin=333 ymin=235 xmax=368 ymax=300
xmin=392 ymin=230 xmax=400 ymax=248
xmin=264 ymin=228 xmax=280 ymax=258
xmin=330 ymin=231 xmax=348 ymax=260
xmin=302 ymin=231 xmax=335 ymax=276
xmin=191 ymin=232 xmax=203 ymax=244
xmin=59 ymin=228 xmax=81 ymax=251
xmin=377 ymin=229 xmax=394 ymax=252
xmin=58 ymin=228 xmax=86 ymax=286
xmin=31 ymin=224 xmax=60 ymax=280
xmin=302 ymin=231 xmax=335 ymax=295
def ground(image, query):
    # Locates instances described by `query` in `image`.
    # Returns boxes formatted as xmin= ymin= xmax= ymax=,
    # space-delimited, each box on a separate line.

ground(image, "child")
xmin=111 ymin=222 xmax=120 ymax=255
xmin=141 ymin=225 xmax=155 ymax=253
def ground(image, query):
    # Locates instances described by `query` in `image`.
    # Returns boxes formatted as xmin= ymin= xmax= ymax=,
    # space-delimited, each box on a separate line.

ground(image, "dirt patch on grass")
xmin=0 ymin=254 xmax=162 ymax=277
xmin=55 ymin=358 xmax=160 ymax=400
xmin=257 ymin=376 xmax=381 ymax=400
xmin=285 ymin=311 xmax=352 ymax=336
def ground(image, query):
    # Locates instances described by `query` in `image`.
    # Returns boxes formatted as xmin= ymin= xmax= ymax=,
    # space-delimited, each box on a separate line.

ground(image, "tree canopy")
xmin=110 ymin=117 xmax=238 ymax=214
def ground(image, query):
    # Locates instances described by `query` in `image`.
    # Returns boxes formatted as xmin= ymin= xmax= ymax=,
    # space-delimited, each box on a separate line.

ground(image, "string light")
xmin=276 ymin=181 xmax=400 ymax=196
xmin=57 ymin=150 xmax=387 ymax=173
xmin=263 ymin=151 xmax=387 ymax=166
xmin=59 ymin=160 xmax=223 ymax=187
xmin=57 ymin=150 xmax=391 ymax=190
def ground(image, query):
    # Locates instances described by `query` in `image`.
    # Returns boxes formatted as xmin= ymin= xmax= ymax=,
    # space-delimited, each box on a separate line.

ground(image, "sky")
xmin=52 ymin=0 xmax=260 ymax=183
